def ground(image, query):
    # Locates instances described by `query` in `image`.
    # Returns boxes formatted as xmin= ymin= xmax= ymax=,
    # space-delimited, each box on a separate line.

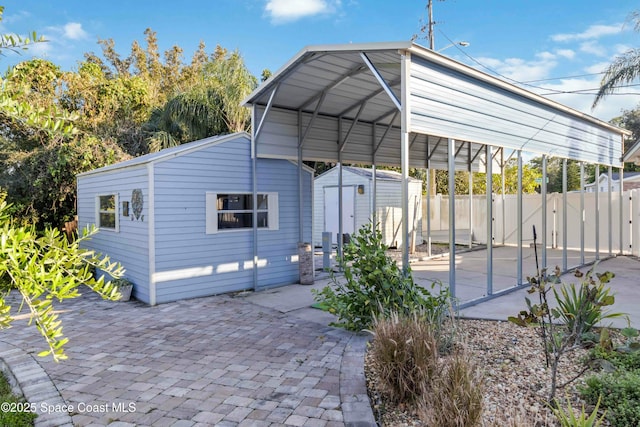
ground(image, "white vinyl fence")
xmin=424 ymin=189 xmax=640 ymax=256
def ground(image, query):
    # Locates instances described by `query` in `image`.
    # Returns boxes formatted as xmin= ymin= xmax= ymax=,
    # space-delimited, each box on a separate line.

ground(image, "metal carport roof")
xmin=242 ymin=40 xmax=630 ymax=306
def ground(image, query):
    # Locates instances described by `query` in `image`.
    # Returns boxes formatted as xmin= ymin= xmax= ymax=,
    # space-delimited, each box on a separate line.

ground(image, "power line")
xmin=521 ymin=72 xmax=605 ymax=83
xmin=437 ymin=30 xmax=640 ymax=97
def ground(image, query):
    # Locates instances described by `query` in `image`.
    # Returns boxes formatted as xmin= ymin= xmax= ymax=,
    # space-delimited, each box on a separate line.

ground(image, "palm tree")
xmin=593 ymin=12 xmax=640 ymax=107
xmin=145 ymin=49 xmax=257 ymax=152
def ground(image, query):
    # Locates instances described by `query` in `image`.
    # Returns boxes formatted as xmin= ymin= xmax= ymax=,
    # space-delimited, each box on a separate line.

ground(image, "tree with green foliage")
xmin=593 ymin=11 xmax=640 ymax=108
xmin=434 ymin=160 xmax=541 ymax=195
xmin=144 ymin=47 xmax=257 ymax=151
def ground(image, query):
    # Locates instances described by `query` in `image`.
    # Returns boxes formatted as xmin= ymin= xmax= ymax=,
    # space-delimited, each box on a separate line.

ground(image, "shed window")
xmin=97 ymin=194 xmax=118 ymax=231
xmin=206 ymin=192 xmax=278 ymax=234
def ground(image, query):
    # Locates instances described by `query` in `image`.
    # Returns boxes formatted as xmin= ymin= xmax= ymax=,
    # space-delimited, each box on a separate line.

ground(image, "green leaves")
xmin=312 ymin=222 xmax=450 ymax=332
xmin=0 ymin=201 xmax=123 ymax=362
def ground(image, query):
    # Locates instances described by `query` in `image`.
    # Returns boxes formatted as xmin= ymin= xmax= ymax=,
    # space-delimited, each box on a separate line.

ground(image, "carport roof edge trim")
xmin=242 ymin=40 xmax=630 ymax=138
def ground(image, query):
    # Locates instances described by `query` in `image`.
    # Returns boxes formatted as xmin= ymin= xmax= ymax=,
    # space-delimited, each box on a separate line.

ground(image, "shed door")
xmin=324 ymin=186 xmax=355 ymax=244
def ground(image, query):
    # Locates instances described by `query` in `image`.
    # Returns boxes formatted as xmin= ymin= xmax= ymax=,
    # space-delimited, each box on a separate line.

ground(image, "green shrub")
xmin=369 ymin=311 xmax=439 ymax=403
xmin=580 ymin=370 xmax=640 ymax=426
xmin=419 ymin=349 xmax=484 ymax=427
xmin=312 ymin=223 xmax=450 ymax=331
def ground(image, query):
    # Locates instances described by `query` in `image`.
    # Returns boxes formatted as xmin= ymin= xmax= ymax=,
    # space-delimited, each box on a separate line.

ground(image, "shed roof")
xmin=78 ymin=133 xmax=251 ymax=177
xmin=244 ymin=41 xmax=629 ymax=169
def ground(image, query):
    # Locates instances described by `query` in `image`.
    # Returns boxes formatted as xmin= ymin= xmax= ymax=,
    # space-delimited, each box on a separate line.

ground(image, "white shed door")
xmin=324 ymin=186 xmax=355 ymax=244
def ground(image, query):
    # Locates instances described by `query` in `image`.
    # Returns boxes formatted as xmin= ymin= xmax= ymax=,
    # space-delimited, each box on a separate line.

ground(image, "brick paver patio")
xmin=1 ymin=290 xmax=372 ymax=426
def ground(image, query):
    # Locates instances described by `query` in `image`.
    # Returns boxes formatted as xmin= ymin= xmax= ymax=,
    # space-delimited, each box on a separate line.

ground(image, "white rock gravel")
xmin=366 ymin=319 xmax=595 ymax=427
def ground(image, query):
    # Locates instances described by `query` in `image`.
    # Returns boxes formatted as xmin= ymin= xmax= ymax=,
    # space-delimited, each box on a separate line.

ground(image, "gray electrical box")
xmin=322 ymin=232 xmax=332 ymax=271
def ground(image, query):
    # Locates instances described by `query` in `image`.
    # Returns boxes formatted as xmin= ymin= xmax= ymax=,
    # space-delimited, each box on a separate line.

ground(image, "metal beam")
xmin=542 ymin=155 xmax=547 ymax=271
xmin=373 ymin=111 xmax=399 ymax=155
xmin=338 ymin=102 xmax=366 ymax=153
xmin=486 ymin=145 xmax=493 ymax=295
xmin=580 ymin=162 xmax=585 ymax=265
xmin=297 ymin=65 xmax=366 ymax=111
xmin=299 ymin=90 xmax=328 ymax=148
xmin=517 ymin=150 xmax=523 ymax=286
xmin=253 ymin=84 xmax=280 ymax=141
xmin=337 ymin=78 xmax=401 ymax=117
xmin=608 ymin=166 xmax=613 ymax=255
xmin=595 ymin=164 xmax=600 ymax=260
xmin=562 ymin=159 xmax=568 ymax=271
xmin=448 ymin=138 xmax=456 ymax=298
xmin=360 ymin=52 xmax=402 ymax=111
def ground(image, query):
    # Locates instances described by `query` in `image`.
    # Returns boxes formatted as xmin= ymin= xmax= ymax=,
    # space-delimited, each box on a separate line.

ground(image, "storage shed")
xmin=313 ymin=166 xmax=422 ymax=247
xmin=77 ymin=132 xmax=313 ymax=305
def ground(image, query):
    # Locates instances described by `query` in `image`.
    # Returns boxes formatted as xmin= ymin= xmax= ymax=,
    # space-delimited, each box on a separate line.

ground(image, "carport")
xmin=243 ymin=41 xmax=630 ymax=307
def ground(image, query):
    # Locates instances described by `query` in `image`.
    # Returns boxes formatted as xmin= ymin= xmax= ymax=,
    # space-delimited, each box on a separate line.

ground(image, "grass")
xmin=0 ymin=371 xmax=37 ymax=427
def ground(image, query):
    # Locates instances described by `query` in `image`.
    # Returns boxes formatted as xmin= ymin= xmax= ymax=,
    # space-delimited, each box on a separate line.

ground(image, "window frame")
xmin=206 ymin=192 xmax=278 ymax=234
xmin=96 ymin=193 xmax=119 ymax=232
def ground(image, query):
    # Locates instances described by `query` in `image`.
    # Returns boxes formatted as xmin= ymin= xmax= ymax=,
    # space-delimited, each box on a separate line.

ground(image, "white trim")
xmin=95 ymin=193 xmax=119 ymax=232
xmin=205 ymin=192 xmax=279 ymax=234
xmin=147 ymin=163 xmax=156 ymax=306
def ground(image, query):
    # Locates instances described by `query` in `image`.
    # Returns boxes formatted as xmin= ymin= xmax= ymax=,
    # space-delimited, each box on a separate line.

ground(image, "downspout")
xmin=252 ymin=106 xmax=258 ymax=291
xmin=148 ymin=163 xmax=156 ymax=305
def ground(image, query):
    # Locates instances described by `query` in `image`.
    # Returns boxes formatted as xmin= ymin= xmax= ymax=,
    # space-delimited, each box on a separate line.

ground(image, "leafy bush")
xmin=551 ymin=395 xmax=606 ymax=427
xmin=580 ymin=370 xmax=640 ymax=426
xmin=312 ymin=223 xmax=450 ymax=331
xmin=368 ymin=311 xmax=439 ymax=403
xmin=419 ymin=349 xmax=484 ymax=427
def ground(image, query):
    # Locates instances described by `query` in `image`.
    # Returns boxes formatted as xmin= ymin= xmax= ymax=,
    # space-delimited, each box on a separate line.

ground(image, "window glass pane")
xmin=257 ymin=212 xmax=269 ymax=228
xmin=257 ymin=195 xmax=269 ymax=210
xmin=99 ymin=213 xmax=116 ymax=229
xmin=217 ymin=194 xmax=252 ymax=211
xmin=99 ymin=195 xmax=115 ymax=211
xmin=218 ymin=212 xmax=252 ymax=229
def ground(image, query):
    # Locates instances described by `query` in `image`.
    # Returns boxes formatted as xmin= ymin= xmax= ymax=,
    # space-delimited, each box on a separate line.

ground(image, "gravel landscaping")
xmin=366 ymin=318 xmax=594 ymax=427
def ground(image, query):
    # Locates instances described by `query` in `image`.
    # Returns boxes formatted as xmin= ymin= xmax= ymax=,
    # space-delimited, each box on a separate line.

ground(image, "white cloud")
xmin=264 ymin=0 xmax=340 ymax=23
xmin=551 ymin=23 xmax=624 ymax=42
xmin=579 ymin=40 xmax=607 ymax=57
xmin=62 ymin=22 xmax=88 ymax=40
xmin=474 ymin=52 xmax=558 ymax=84
xmin=555 ymin=49 xmax=575 ymax=60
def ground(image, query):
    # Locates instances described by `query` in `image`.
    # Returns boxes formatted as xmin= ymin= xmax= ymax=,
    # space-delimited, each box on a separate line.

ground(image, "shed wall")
xmin=77 ymin=166 xmax=151 ymax=303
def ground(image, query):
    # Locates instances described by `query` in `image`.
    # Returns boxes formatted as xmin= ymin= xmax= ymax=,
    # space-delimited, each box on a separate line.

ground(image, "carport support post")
xmin=562 ymin=159 xmax=568 ymax=272
xmin=426 ymin=166 xmax=432 ymax=257
xmin=517 ymin=150 xmax=523 ymax=285
xmin=400 ymin=52 xmax=411 ymax=273
xmin=608 ymin=166 xmax=613 ymax=255
xmin=469 ymin=142 xmax=473 ymax=249
xmin=595 ymin=164 xmax=600 ymax=260
xmin=580 ymin=162 xmax=585 ymax=265
xmin=448 ymin=138 xmax=456 ymax=298
xmin=338 ymin=158 xmax=343 ymax=264
xmin=486 ymin=145 xmax=493 ymax=295
xmin=542 ymin=155 xmax=547 ymax=271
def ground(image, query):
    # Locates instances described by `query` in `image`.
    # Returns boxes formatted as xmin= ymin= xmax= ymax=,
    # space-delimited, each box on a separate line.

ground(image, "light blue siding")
xmin=151 ymin=135 xmax=312 ymax=303
xmin=77 ymin=166 xmax=150 ymax=303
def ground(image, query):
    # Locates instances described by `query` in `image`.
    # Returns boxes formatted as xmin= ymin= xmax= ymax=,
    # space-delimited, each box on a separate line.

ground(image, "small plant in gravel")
xmin=367 ymin=311 xmax=439 ymax=403
xmin=550 ymin=395 xmax=606 ymax=427
xmin=419 ymin=348 xmax=484 ymax=427
xmin=312 ymin=223 xmax=450 ymax=332
xmin=508 ymin=264 xmax=625 ymax=401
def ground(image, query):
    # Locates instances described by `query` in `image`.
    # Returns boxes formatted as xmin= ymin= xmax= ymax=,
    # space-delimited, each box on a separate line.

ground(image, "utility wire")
xmin=437 ymin=30 xmax=640 ymax=97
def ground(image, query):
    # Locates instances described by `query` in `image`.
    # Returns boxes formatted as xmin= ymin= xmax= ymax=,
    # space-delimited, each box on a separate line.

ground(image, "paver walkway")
xmin=1 ymin=289 xmax=373 ymax=426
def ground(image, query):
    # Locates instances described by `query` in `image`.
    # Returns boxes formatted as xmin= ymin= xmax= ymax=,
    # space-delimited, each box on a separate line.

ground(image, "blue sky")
xmin=3 ymin=0 xmax=640 ymax=122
